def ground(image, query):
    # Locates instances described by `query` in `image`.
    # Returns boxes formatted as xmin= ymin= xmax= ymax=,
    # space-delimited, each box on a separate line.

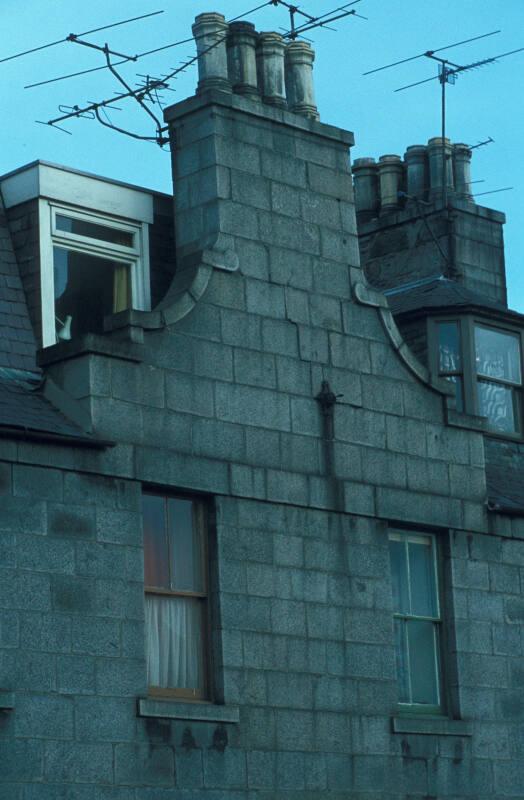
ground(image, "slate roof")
xmin=0 ymin=191 xmax=96 ymax=444
xmin=386 ymin=276 xmax=520 ymax=319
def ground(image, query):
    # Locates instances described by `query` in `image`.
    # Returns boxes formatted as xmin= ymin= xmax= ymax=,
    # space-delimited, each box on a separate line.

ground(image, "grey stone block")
xmin=458 ymin=652 xmax=508 ymax=688
xmin=269 ymin=246 xmax=313 ymax=290
xmin=281 ymin=434 xmax=318 ymax=477
xmin=271 ymin=182 xmax=301 ymax=218
xmin=44 ymin=741 xmax=113 ymax=784
xmin=0 ymin=609 xmax=19 ymax=648
xmin=166 ymin=372 xmax=215 ymax=417
xmin=247 ymin=750 xmax=276 ymax=789
xmin=95 ymin=578 xmax=143 ymax=620
xmin=276 ymin=708 xmax=314 ymax=750
xmin=75 ymin=541 xmax=126 ymax=579
xmin=316 ymin=712 xmax=352 ymax=753
xmin=326 ymin=752 xmax=353 ymax=790
xmin=276 ymin=356 xmax=312 ymax=396
xmin=114 ymin=743 xmax=175 ymax=786
xmin=72 ymin=617 xmax=120 ymax=657
xmin=314 ymin=675 xmax=358 ymax=713
xmin=15 ymin=692 xmax=73 ymax=739
xmin=298 ymin=325 xmax=329 ymax=363
xmin=48 ymin=503 xmax=96 ymax=541
xmin=235 ymin=238 xmax=269 ymax=281
xmin=266 ymin=469 xmax=308 ymax=505
xmin=270 ymin=598 xmax=306 ymax=636
xmin=95 ymin=657 xmax=146 ymax=696
xmin=96 ymin=509 xmax=141 ymax=547
xmin=0 ymin=496 xmax=46 ymax=534
xmin=259 ymin=211 xmax=320 ymax=256
xmin=221 ymin=309 xmax=262 ymax=350
xmin=111 ymin=361 xmax=165 ymax=408
xmin=193 ymin=417 xmax=245 ymax=461
xmin=0 ymin=739 xmax=43 ymax=780
xmin=203 ymin=747 xmax=247 ymax=789
xmin=261 ymin=150 xmax=307 ymax=188
xmin=193 ymin=340 xmax=234 ymax=382
xmin=276 ymin=750 xmax=305 ymax=790
xmin=13 ymin=464 xmax=62 ymax=501
xmin=330 ymin=333 xmax=371 ymax=373
xmin=216 ymin=383 xmax=291 ymax=432
xmin=51 ymin=575 xmax=96 ymax=615
xmin=57 ymin=654 xmax=96 ymax=694
xmin=234 ymin=349 xmax=277 ymax=390
xmin=285 ymin=287 xmax=310 ymax=325
xmin=0 ymin=571 xmax=51 ymax=612
xmin=274 ymin=533 xmax=303 ymax=567
xmin=308 ymin=162 xmax=353 ymax=200
xmin=262 ymin=318 xmax=299 ymax=358
xmin=175 ymin=747 xmax=204 ymax=789
xmin=245 ymin=427 xmax=280 ymax=468
xmin=290 ymin=397 xmax=322 ymax=437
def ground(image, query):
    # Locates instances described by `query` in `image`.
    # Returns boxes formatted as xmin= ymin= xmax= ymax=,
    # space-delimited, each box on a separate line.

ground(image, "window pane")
xmin=408 ymin=538 xmax=438 ymax=618
xmin=407 ymin=620 xmax=440 ymax=705
xmin=438 ymin=321 xmax=461 ymax=372
xmin=394 ymin=618 xmax=410 ymax=703
xmin=145 ymin=594 xmax=205 ymax=691
xmin=389 ymin=538 xmax=409 ymax=614
xmin=142 ymin=494 xmax=169 ymax=589
xmin=477 ymin=380 xmax=520 ymax=434
xmin=54 ymin=247 xmax=131 ymax=339
xmin=168 ymin=498 xmax=204 ymax=592
xmin=56 ymin=214 xmax=134 ymax=247
xmin=475 ymin=325 xmax=521 ymax=384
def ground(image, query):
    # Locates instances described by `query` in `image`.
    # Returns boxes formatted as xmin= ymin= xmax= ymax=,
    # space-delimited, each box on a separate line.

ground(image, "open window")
xmin=40 ymin=202 xmax=150 ymax=346
xmin=142 ymin=491 xmax=211 ymax=701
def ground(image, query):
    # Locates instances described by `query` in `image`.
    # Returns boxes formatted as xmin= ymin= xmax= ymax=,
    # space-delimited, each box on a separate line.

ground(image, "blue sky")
xmin=2 ymin=0 xmax=523 ymax=306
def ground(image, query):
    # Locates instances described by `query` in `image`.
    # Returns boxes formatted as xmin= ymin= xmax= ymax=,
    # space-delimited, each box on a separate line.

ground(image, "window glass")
xmin=438 ymin=321 xmax=461 ymax=372
xmin=394 ymin=619 xmax=410 ymax=703
xmin=389 ymin=531 xmax=442 ymax=708
xmin=143 ymin=494 xmax=170 ymax=589
xmin=407 ymin=620 xmax=440 ymax=705
xmin=389 ymin=538 xmax=409 ymax=614
xmin=477 ymin=380 xmax=519 ymax=434
xmin=145 ymin=594 xmax=205 ymax=691
xmin=53 ymin=247 xmax=131 ymax=339
xmin=142 ymin=493 xmax=208 ymax=698
xmin=408 ymin=538 xmax=438 ymax=618
xmin=168 ymin=498 xmax=204 ymax=592
xmin=56 ymin=213 xmax=134 ymax=247
xmin=475 ymin=326 xmax=521 ymax=384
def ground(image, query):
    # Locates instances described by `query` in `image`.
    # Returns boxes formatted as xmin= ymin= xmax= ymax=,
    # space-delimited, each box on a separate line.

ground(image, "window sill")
xmin=137 ymin=697 xmax=240 ymax=724
xmin=392 ymin=715 xmax=471 ymax=737
xmin=0 ymin=690 xmax=15 ymax=711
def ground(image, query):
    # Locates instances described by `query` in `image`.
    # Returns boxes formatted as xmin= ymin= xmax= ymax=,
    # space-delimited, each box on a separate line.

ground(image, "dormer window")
xmin=42 ymin=203 xmax=150 ymax=346
xmin=432 ymin=317 xmax=523 ymax=436
xmin=474 ymin=324 xmax=522 ymax=434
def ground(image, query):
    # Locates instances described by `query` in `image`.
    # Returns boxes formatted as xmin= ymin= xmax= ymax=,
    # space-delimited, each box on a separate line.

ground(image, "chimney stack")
xmin=284 ymin=41 xmax=319 ymax=119
xmin=256 ymin=32 xmax=287 ymax=107
xmin=427 ymin=136 xmax=454 ymax=200
xmin=404 ymin=145 xmax=427 ymax=200
xmin=227 ymin=21 xmax=259 ymax=97
xmin=378 ymin=154 xmax=404 ymax=213
xmin=192 ymin=12 xmax=230 ymax=94
xmin=352 ymin=158 xmax=379 ymax=219
xmin=453 ymin=143 xmax=473 ymax=200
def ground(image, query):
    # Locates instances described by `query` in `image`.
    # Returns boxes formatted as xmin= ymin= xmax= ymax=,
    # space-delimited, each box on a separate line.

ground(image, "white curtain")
xmin=145 ymin=594 xmax=203 ymax=690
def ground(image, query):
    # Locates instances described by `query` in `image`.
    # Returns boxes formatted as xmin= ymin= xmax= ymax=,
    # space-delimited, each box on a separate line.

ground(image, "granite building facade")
xmin=0 ymin=11 xmax=523 ymax=799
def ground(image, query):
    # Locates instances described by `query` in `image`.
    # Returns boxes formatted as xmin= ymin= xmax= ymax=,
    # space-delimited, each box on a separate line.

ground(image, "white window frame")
xmin=39 ymin=200 xmax=151 ymax=347
xmin=389 ymin=529 xmax=443 ymax=712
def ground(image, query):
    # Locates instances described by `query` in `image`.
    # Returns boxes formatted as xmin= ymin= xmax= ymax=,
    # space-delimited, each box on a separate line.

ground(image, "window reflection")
xmin=475 ymin=325 xmax=522 ymax=434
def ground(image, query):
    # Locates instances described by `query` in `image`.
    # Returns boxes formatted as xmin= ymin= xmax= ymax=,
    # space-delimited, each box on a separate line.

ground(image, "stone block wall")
xmin=0 ymin=86 xmax=522 ymax=797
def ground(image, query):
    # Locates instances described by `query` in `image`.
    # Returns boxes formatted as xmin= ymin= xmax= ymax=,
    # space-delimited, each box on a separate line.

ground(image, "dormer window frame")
xmin=39 ymin=199 xmax=151 ymax=347
xmin=429 ymin=313 xmax=524 ymax=439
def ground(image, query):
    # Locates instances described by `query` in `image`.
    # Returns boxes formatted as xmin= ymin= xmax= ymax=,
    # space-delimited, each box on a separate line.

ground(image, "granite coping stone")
xmin=137 ymin=697 xmax=240 ymax=723
xmin=391 ymin=715 xmax=471 ymax=736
